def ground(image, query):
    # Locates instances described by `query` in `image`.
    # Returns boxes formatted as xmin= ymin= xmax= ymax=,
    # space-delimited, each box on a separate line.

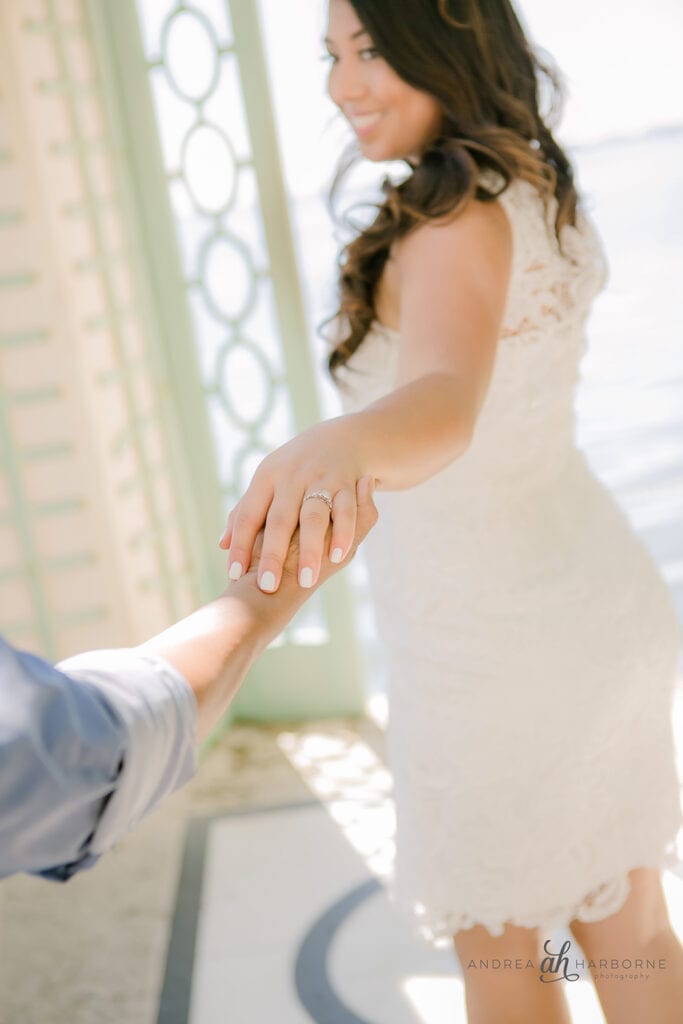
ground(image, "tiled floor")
xmin=2 ymin=701 xmax=682 ymax=1024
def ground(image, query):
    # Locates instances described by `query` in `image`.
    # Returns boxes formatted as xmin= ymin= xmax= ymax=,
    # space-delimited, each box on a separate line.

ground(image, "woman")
xmin=219 ymin=1 xmax=683 ymax=1020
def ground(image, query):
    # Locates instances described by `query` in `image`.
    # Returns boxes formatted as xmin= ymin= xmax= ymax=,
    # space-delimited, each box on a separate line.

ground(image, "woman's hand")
xmin=218 ymin=419 xmax=371 ymax=593
xmin=146 ymin=476 xmax=378 ymax=744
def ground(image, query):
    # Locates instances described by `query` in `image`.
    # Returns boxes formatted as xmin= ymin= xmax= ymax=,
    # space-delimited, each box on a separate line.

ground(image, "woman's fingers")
xmin=353 ymin=475 xmax=378 ymax=549
xmin=225 ymin=480 xmax=273 ymax=582
xmin=297 ymin=485 xmax=357 ymax=588
xmin=327 ymin=487 xmax=356 ymax=566
xmin=256 ymin=498 xmax=301 ymax=592
xmin=225 ymin=474 xmax=375 ymax=593
xmin=297 ymin=489 xmax=334 ymax=589
xmin=218 ymin=506 xmax=238 ymax=550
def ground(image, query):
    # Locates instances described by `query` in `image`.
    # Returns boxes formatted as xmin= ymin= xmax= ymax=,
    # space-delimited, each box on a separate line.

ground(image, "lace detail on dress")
xmin=494 ymin=177 xmax=609 ymax=347
xmin=499 ymin=274 xmax=573 ymax=339
xmin=392 ymin=838 xmax=683 ymax=947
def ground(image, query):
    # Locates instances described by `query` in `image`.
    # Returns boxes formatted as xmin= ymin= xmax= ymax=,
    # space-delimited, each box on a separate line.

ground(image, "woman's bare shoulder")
xmin=394 ymin=193 xmax=512 ymax=280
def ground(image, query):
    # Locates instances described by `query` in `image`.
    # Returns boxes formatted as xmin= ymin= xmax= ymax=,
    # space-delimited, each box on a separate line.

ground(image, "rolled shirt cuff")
xmin=55 ymin=648 xmax=198 ymax=856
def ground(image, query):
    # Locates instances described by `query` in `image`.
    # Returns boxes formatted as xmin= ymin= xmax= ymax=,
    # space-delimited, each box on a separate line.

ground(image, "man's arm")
xmin=0 ymin=641 xmax=132 ymax=880
xmin=0 ymin=477 xmax=376 ymax=880
xmin=139 ymin=474 xmax=378 ymax=743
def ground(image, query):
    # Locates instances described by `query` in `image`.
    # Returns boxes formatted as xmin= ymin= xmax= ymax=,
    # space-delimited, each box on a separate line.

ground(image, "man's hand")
xmin=141 ymin=475 xmax=378 ymax=742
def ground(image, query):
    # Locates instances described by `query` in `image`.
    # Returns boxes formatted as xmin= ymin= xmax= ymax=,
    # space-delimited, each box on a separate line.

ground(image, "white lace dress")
xmin=335 ymin=176 xmax=683 ymax=945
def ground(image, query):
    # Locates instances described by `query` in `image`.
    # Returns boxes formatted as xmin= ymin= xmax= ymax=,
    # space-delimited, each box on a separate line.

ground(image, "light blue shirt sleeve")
xmin=0 ymin=636 xmax=198 ymax=882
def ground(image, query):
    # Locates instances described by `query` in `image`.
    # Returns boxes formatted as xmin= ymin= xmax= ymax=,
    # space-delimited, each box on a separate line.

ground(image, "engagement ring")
xmin=302 ymin=489 xmax=334 ymax=512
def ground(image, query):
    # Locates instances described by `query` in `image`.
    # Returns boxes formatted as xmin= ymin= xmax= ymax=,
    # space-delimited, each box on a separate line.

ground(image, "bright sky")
xmin=257 ymin=0 xmax=683 ymax=197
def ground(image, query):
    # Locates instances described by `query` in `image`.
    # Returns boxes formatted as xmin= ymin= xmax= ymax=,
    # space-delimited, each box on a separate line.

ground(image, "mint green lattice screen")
xmin=89 ymin=0 xmax=365 ymax=720
xmin=0 ymin=3 xmax=202 ymax=661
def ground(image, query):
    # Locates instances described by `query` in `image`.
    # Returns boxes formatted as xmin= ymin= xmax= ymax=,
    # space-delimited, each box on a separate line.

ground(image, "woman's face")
xmin=324 ymin=0 xmax=444 ymax=163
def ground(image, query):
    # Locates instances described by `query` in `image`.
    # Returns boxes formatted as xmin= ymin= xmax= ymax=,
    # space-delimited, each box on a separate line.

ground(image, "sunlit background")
xmin=1 ymin=3 xmax=682 ymax=1022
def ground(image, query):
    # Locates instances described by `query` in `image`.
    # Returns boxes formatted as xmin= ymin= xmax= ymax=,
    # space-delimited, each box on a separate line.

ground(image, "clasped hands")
xmin=218 ymin=420 xmax=375 ymax=593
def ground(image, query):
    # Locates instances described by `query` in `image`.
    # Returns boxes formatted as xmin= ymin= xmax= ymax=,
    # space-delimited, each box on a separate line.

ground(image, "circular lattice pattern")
xmin=161 ymin=6 xmax=220 ymax=104
xmin=199 ymin=231 xmax=257 ymax=325
xmin=181 ymin=122 xmax=239 ymax=215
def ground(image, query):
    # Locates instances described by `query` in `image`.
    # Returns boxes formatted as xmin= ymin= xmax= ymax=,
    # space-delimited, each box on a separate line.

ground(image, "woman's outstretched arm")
xmin=220 ymin=196 xmax=512 ymax=594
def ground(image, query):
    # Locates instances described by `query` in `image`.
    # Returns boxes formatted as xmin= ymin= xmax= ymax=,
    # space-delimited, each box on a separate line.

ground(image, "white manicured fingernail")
xmin=299 ymin=567 xmax=314 ymax=588
xmin=330 ymin=548 xmax=343 ymax=564
xmin=229 ymin=561 xmax=243 ymax=580
xmin=260 ymin=570 xmax=277 ymax=592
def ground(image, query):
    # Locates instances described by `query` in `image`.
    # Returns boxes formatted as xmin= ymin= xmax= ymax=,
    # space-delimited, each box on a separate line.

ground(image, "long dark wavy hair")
xmin=322 ymin=0 xmax=579 ymax=381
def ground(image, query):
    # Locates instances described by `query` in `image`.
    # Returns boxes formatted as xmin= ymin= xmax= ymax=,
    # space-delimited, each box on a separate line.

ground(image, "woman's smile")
xmin=348 ymin=110 xmax=384 ymax=137
xmin=325 ymin=0 xmax=443 ymax=163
